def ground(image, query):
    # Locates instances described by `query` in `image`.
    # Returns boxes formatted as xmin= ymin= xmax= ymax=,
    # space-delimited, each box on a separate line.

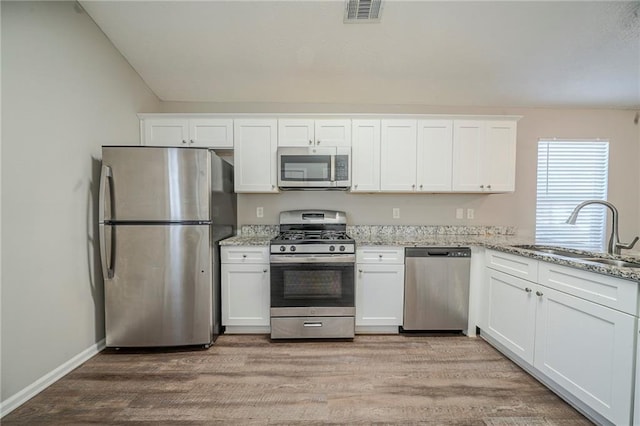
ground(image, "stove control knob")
xmin=290 ymin=246 xmax=296 ymax=252
xmin=329 ymin=245 xmax=336 ymax=252
xmin=339 ymin=245 xmax=345 ymax=252
xmin=280 ymin=246 xmax=286 ymax=252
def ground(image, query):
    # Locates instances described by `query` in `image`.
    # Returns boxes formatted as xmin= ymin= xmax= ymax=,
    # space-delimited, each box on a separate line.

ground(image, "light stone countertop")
xmin=219 ymin=225 xmax=640 ymax=281
xmin=219 ymin=235 xmax=273 ymax=246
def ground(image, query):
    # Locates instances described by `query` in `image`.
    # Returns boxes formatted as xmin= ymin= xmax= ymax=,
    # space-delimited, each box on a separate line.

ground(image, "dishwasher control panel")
xmin=405 ymin=247 xmax=471 ymax=258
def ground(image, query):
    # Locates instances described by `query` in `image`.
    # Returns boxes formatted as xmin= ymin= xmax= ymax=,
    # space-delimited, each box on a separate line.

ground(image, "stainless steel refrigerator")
xmin=99 ymin=146 xmax=236 ymax=348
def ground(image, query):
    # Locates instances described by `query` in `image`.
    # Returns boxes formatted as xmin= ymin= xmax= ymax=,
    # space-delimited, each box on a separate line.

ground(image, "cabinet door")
xmin=351 ymin=120 xmax=380 ymax=192
xmin=315 ymin=119 xmax=351 ymax=147
xmin=380 ymin=120 xmax=417 ymax=191
xmin=534 ymin=286 xmax=635 ymax=426
xmin=483 ymin=121 xmax=516 ymax=192
xmin=142 ymin=118 xmax=189 ymax=146
xmin=189 ymin=118 xmax=233 ymax=148
xmin=356 ymin=264 xmax=405 ymax=326
xmin=221 ymin=263 xmax=270 ymax=326
xmin=278 ymin=119 xmax=314 ymax=147
xmin=452 ymin=120 xmax=485 ymax=192
xmin=233 ymin=119 xmax=278 ymax=193
xmin=416 ymin=119 xmax=453 ymax=192
xmin=485 ymin=269 xmax=536 ymax=364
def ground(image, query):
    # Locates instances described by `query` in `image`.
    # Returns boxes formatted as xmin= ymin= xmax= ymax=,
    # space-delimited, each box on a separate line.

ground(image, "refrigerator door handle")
xmin=99 ymin=164 xmax=113 ymax=223
xmin=99 ymin=223 xmax=114 ymax=279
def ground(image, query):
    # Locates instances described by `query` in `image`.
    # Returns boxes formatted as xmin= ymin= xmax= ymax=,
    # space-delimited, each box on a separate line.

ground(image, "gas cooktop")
xmin=270 ymin=210 xmax=355 ymax=254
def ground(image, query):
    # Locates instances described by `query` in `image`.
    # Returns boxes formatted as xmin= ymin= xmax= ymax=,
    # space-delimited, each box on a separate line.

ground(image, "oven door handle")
xmin=270 ymin=254 xmax=356 ymax=263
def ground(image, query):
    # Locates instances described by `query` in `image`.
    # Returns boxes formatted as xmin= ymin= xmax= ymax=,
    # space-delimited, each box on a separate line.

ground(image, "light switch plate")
xmin=392 ymin=208 xmax=400 ymax=219
xmin=467 ymin=208 xmax=474 ymax=220
xmin=456 ymin=208 xmax=464 ymax=219
xmin=257 ymin=207 xmax=264 ymax=218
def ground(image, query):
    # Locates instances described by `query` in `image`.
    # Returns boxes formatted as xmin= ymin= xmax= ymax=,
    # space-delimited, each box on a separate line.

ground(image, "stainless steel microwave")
xmin=277 ymin=147 xmax=351 ymax=190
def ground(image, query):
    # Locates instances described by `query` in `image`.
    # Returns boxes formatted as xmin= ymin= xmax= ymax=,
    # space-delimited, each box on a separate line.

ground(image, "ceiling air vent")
xmin=344 ymin=0 xmax=383 ymax=23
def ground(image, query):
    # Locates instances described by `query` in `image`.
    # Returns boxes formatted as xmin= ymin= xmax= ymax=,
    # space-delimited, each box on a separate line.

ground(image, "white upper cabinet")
xmin=380 ymin=120 xmax=418 ymax=191
xmin=416 ymin=119 xmax=453 ymax=192
xmin=351 ymin=120 xmax=381 ymax=192
xmin=188 ymin=119 xmax=234 ymax=148
xmin=233 ymin=119 xmax=278 ymax=193
xmin=140 ymin=115 xmax=233 ymax=148
xmin=278 ymin=119 xmax=351 ymax=147
xmin=277 ymin=119 xmax=314 ymax=147
xmin=379 ymin=119 xmax=454 ymax=192
xmin=138 ymin=114 xmax=518 ymax=194
xmin=452 ymin=120 xmax=516 ymax=192
xmin=315 ymin=119 xmax=351 ymax=147
xmin=484 ymin=121 xmax=517 ymax=192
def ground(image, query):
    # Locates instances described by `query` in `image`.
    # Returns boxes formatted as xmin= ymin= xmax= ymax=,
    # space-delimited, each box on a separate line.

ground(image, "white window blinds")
xmin=535 ymin=140 xmax=609 ymax=251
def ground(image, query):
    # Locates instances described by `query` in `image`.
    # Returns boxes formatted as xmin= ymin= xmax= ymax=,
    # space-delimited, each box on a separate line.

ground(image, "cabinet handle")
xmin=317 ymin=140 xmax=321 ymax=145
xmin=190 ymin=139 xmax=194 ymax=144
xmin=263 ymin=269 xmax=268 ymax=273
xmin=242 ymin=254 xmax=247 ymax=258
xmin=182 ymin=140 xmax=187 ymax=144
xmin=309 ymin=140 xmax=313 ymax=145
xmin=272 ymin=185 xmax=276 ymax=189
xmin=378 ymin=254 xmax=383 ymax=259
xmin=419 ymin=184 xmax=423 ymax=190
xmin=536 ymin=291 xmax=543 ymax=297
xmin=411 ymin=184 xmax=415 ymax=189
xmin=525 ymin=287 xmax=532 ymax=293
xmin=487 ymin=184 xmax=492 ymax=189
xmin=359 ymin=269 xmax=363 ymax=273
xmin=480 ymin=184 xmax=484 ymax=189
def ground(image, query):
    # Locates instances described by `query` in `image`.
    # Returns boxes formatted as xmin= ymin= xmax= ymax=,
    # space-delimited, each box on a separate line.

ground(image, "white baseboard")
xmin=0 ymin=338 xmax=106 ymax=418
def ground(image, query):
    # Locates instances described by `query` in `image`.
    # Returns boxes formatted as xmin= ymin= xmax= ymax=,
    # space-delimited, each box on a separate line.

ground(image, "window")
xmin=535 ymin=140 xmax=609 ymax=251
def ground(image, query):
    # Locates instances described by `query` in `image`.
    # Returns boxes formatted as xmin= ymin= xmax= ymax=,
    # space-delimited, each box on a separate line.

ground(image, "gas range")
xmin=270 ymin=211 xmax=355 ymax=255
xmin=269 ymin=210 xmax=356 ymax=340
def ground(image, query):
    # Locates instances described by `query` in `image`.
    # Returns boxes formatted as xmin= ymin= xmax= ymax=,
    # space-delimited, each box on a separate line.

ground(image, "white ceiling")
xmin=80 ymin=0 xmax=640 ymax=109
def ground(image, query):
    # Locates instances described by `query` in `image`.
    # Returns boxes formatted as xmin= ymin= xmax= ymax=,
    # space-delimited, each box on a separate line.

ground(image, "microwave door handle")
xmin=330 ymin=155 xmax=335 ymax=182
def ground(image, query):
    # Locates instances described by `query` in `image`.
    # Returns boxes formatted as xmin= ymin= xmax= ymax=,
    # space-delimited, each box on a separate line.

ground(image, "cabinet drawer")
xmin=357 ymin=246 xmax=405 ymax=264
xmin=538 ymin=262 xmax=638 ymax=315
xmin=485 ymin=249 xmax=538 ymax=282
xmin=221 ymin=246 xmax=269 ymax=263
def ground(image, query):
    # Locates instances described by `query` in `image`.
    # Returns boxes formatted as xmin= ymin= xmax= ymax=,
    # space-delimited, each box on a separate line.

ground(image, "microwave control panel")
xmin=335 ymin=155 xmax=349 ymax=181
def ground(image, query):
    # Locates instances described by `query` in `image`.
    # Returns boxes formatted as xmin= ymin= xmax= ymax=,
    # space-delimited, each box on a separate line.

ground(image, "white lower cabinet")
xmin=221 ymin=247 xmax=270 ymax=330
xmin=485 ymin=269 xmax=536 ymax=364
xmin=355 ymin=247 xmax=404 ymax=330
xmin=483 ymin=250 xmax=638 ymax=425
xmin=534 ymin=286 xmax=635 ymax=425
xmin=356 ymin=264 xmax=405 ymax=326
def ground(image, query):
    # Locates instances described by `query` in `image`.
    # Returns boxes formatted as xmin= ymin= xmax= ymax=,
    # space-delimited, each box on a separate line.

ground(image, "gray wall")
xmin=1 ymin=1 xmax=160 ymax=403
xmin=163 ymin=102 xmax=640 ymax=244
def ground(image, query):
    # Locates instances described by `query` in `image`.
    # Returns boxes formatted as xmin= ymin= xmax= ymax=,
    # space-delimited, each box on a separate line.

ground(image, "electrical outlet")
xmin=392 ymin=208 xmax=400 ymax=219
xmin=456 ymin=208 xmax=464 ymax=219
xmin=256 ymin=207 xmax=264 ymax=218
xmin=467 ymin=208 xmax=474 ymax=220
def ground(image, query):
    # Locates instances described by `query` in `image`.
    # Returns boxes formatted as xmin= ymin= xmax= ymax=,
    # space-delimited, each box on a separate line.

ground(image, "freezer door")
xmin=104 ymin=224 xmax=212 ymax=347
xmin=102 ymin=146 xmax=210 ymax=222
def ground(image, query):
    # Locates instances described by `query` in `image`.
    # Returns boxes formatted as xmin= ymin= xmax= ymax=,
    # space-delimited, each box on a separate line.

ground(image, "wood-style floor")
xmin=4 ymin=334 xmax=591 ymax=425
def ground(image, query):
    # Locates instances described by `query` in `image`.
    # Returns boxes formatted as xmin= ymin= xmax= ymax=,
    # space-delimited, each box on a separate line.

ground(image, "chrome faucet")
xmin=565 ymin=200 xmax=639 ymax=255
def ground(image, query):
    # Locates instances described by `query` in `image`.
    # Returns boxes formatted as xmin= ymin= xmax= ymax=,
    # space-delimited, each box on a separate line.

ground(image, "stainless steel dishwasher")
xmin=403 ymin=247 xmax=471 ymax=331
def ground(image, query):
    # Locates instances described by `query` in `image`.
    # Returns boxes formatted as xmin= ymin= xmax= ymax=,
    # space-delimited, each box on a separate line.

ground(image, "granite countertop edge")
xmin=219 ymin=235 xmax=640 ymax=281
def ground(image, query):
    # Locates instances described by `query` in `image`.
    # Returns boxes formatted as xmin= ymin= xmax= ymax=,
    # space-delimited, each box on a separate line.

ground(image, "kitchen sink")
xmin=583 ymin=258 xmax=640 ymax=268
xmin=510 ymin=244 xmax=591 ymax=259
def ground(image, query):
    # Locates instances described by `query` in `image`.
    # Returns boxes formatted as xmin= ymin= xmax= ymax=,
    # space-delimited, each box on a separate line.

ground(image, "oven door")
xmin=270 ymin=254 xmax=355 ymax=315
xmin=277 ymin=147 xmax=337 ymax=189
